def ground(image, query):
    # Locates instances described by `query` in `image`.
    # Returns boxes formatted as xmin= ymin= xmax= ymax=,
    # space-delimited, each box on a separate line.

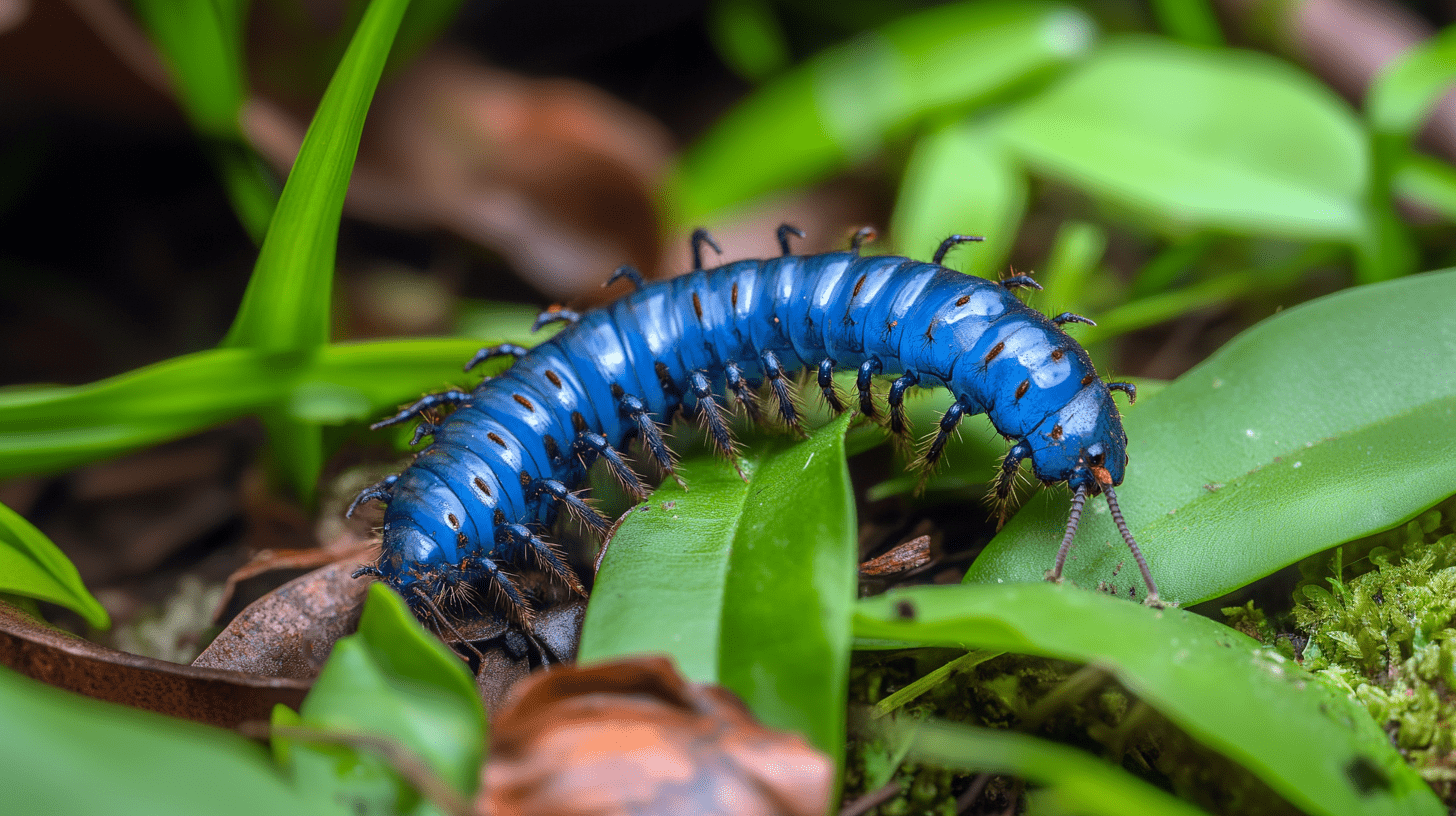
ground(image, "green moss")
xmin=844 ymin=650 xmax=1297 ymax=815
xmin=1292 ymin=495 xmax=1456 ymax=801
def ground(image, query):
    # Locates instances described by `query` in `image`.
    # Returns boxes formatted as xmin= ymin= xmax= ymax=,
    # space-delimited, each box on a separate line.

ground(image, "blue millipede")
xmin=349 ymin=226 xmax=1155 ymax=633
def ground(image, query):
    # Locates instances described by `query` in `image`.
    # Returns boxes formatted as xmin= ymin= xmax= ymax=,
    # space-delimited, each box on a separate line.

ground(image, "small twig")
xmin=838 ymin=781 xmax=902 ymax=816
xmin=954 ymin=773 xmax=992 ymax=814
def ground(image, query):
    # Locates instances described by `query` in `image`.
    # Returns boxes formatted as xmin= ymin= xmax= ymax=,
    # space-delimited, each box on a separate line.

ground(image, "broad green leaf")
xmin=890 ymin=121 xmax=1026 ymax=279
xmin=134 ymin=0 xmax=275 ymax=241
xmin=856 ymin=584 xmax=1443 ymax=816
xmin=579 ymin=414 xmax=857 ymax=762
xmin=669 ymin=2 xmax=1095 ymax=223
xmin=0 ymin=502 xmax=108 ymax=629
xmin=0 ymin=664 xmax=340 ymax=816
xmin=995 ymin=37 xmax=1371 ymax=242
xmin=222 ymin=0 xmax=410 ymax=351
xmin=966 ymin=269 xmax=1456 ymax=604
xmin=278 ymin=583 xmax=484 ymax=811
xmin=1366 ymin=24 xmax=1456 ymax=139
xmin=875 ymin=717 xmax=1211 ymax=816
xmin=0 ymin=339 xmax=495 ymax=479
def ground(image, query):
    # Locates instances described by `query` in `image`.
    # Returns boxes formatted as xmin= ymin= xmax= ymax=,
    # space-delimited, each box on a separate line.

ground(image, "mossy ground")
xmin=1236 ymin=495 xmax=1456 ymax=803
xmin=843 ymin=649 xmax=1295 ymax=814
xmin=842 ymin=496 xmax=1456 ymax=813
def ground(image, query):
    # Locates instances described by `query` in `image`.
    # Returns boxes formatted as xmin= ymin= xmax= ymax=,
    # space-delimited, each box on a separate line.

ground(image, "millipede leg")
xmin=689 ymin=371 xmax=743 ymax=478
xmin=887 ymin=371 xmax=919 ymax=436
xmin=346 ymin=475 xmax=398 ymax=518
xmin=991 ymin=442 xmax=1029 ymax=529
xmin=405 ymin=587 xmax=489 ymax=668
xmin=776 ymin=223 xmax=805 ymax=256
xmin=464 ymin=343 xmax=528 ymax=373
xmin=603 ymin=263 xmax=646 ymax=291
xmin=370 ymin=390 xmax=470 ymax=431
xmin=691 ymin=228 xmax=722 ymax=270
xmin=1001 ymin=275 xmax=1042 ymax=292
xmin=923 ymin=399 xmax=969 ymax=470
xmin=1051 ymin=312 xmax=1096 ymax=329
xmin=1107 ymin=382 xmax=1137 ymax=404
xmin=468 ymin=554 xmax=534 ymax=626
xmin=574 ymin=431 xmax=649 ymax=500
xmin=856 ymin=358 xmax=882 ymax=418
xmin=619 ymin=393 xmax=680 ymax=484
xmin=532 ymin=308 xmax=582 ymax=333
xmin=849 ymin=226 xmax=877 ymax=254
xmin=760 ymin=350 xmax=802 ymax=433
xmin=498 ymin=523 xmax=586 ymax=596
xmin=932 ymin=234 xmax=984 ymax=265
xmin=818 ymin=358 xmax=846 ymax=414
xmin=725 ymin=361 xmax=763 ymax=424
xmin=531 ymin=478 xmax=611 ymax=535
xmin=409 ymin=421 xmax=439 ymax=446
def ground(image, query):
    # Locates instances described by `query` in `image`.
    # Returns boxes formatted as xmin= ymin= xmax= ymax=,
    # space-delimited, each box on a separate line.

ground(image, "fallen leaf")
xmin=0 ymin=598 xmax=307 ymax=728
xmin=481 ymin=655 xmax=833 ymax=816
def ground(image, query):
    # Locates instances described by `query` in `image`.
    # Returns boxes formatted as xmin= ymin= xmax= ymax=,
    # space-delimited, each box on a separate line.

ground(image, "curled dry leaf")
xmin=192 ymin=560 xmax=369 ymax=680
xmin=0 ymin=598 xmax=307 ymax=728
xmin=480 ymin=655 xmax=833 ymax=816
xmin=859 ymin=534 xmax=932 ymax=578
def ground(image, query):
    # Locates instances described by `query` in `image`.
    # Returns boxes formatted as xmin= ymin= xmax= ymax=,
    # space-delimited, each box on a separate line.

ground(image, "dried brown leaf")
xmin=480 ymin=656 xmax=833 ymax=816
xmin=0 ymin=599 xmax=307 ymax=727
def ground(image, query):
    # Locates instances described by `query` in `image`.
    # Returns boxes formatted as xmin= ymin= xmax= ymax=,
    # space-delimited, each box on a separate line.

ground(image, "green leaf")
xmin=708 ymin=0 xmax=791 ymax=82
xmin=0 ymin=664 xmax=340 ymax=816
xmin=132 ymin=0 xmax=249 ymax=140
xmin=856 ymin=584 xmax=1444 ymax=816
xmin=578 ymin=414 xmax=857 ymax=763
xmin=876 ymin=717 xmax=1212 ymax=816
xmin=134 ymin=0 xmax=276 ymax=241
xmin=0 ymin=338 xmax=496 ymax=480
xmin=389 ymin=0 xmax=469 ymax=71
xmin=669 ymin=2 xmax=1096 ymax=223
xmin=1148 ymin=0 xmax=1223 ymax=47
xmin=219 ymin=0 xmax=411 ymax=496
xmin=1035 ymin=219 xmax=1108 ymax=319
xmin=1366 ymin=24 xmax=1456 ymax=139
xmin=1083 ymin=243 xmax=1341 ymax=344
xmin=222 ymin=0 xmax=411 ymax=352
xmin=966 ymin=269 xmax=1456 ymax=604
xmin=994 ymin=37 xmax=1371 ymax=243
xmin=279 ymin=583 xmax=484 ymax=811
xmin=0 ymin=501 xmax=108 ymax=629
xmin=1394 ymin=152 xmax=1456 ymax=222
xmin=890 ymin=121 xmax=1026 ymax=279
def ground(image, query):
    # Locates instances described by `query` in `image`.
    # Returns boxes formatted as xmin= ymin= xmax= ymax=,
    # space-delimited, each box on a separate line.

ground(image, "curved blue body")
xmin=368 ymin=250 xmax=1131 ymax=612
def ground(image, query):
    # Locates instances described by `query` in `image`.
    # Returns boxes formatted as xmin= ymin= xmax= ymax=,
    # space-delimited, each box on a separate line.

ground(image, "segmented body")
xmin=352 ymin=229 xmax=1155 ymax=624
